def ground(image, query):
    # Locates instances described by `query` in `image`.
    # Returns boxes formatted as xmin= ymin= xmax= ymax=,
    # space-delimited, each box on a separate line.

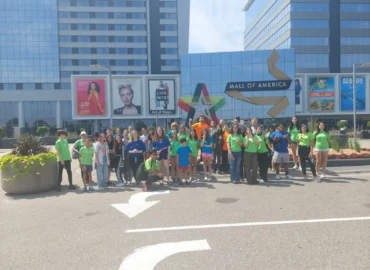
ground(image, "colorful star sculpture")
xmin=177 ymin=83 xmax=226 ymax=125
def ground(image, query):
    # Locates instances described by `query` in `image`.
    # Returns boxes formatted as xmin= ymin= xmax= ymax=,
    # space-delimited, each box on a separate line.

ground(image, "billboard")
xmin=308 ymin=77 xmax=335 ymax=112
xmin=340 ymin=77 xmax=366 ymax=111
xmin=148 ymin=79 xmax=176 ymax=115
xmin=295 ymin=77 xmax=304 ymax=113
xmin=112 ymin=77 xmax=143 ymax=118
xmin=72 ymin=76 xmax=110 ymax=119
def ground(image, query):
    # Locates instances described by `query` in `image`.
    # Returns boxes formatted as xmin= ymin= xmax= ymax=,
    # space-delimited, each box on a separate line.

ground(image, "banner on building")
xmin=340 ymin=76 xmax=366 ymax=111
xmin=308 ymin=77 xmax=335 ymax=112
xmin=72 ymin=76 xmax=110 ymax=119
xmin=295 ymin=76 xmax=304 ymax=113
xmin=148 ymin=79 xmax=176 ymax=115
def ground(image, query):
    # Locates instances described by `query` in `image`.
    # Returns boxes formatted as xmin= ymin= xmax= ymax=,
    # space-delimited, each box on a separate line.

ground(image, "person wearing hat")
xmin=72 ymin=131 xmax=88 ymax=181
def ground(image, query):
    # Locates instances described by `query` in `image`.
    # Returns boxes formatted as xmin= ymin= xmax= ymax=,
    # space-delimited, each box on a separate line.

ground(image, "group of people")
xmin=54 ymin=116 xmax=331 ymax=192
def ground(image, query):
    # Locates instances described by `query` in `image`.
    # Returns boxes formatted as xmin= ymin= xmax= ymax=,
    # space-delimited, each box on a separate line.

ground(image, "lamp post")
xmin=90 ymin=65 xmax=113 ymax=128
xmin=352 ymin=63 xmax=370 ymax=144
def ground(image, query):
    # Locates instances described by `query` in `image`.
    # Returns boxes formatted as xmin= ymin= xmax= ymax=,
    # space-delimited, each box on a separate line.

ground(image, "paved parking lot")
xmin=1 ymin=158 xmax=370 ymax=270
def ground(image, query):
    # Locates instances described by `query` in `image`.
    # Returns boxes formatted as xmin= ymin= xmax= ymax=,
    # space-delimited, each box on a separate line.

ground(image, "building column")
xmin=94 ymin=120 xmax=99 ymax=132
xmin=56 ymin=101 xmax=62 ymax=129
xmin=18 ymin=101 xmax=24 ymax=128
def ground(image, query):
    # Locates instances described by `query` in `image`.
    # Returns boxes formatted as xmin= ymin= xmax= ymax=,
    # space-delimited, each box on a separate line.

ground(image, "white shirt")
xmin=94 ymin=141 xmax=110 ymax=165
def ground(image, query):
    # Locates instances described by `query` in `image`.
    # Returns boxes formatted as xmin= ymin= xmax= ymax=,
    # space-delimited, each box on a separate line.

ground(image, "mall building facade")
xmin=0 ymin=0 xmax=190 ymax=134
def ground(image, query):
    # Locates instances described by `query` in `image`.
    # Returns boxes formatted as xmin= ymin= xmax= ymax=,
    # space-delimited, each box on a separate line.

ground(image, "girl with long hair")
xmin=106 ymin=134 xmax=116 ymax=187
xmin=126 ymin=130 xmax=147 ymax=184
xmin=113 ymin=135 xmax=126 ymax=187
xmin=150 ymin=127 xmax=171 ymax=184
xmin=313 ymin=122 xmax=330 ymax=181
xmin=177 ymin=124 xmax=189 ymax=140
xmin=243 ymin=126 xmax=260 ymax=185
xmin=227 ymin=124 xmax=243 ymax=184
xmin=288 ymin=116 xmax=300 ymax=169
xmin=169 ymin=131 xmax=181 ymax=183
xmin=297 ymin=124 xmax=317 ymax=181
xmin=255 ymin=126 xmax=269 ymax=183
xmin=187 ymin=128 xmax=200 ymax=181
xmin=212 ymin=124 xmax=224 ymax=174
xmin=200 ymin=128 xmax=214 ymax=181
xmin=87 ymin=82 xmax=104 ymax=115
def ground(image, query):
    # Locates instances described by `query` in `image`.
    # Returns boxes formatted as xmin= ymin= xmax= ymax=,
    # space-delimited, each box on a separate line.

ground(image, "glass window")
xmin=59 ymin=36 xmax=71 ymax=42
xmin=116 ymin=48 xmax=128 ymax=54
xmin=96 ymin=24 xmax=108 ymax=30
xmin=133 ymin=13 xmax=146 ymax=19
xmin=61 ymin=71 xmax=72 ymax=78
xmin=79 ymin=60 xmax=91 ymax=65
xmin=59 ymin=24 xmax=71 ymax=30
xmin=78 ymin=48 xmax=90 ymax=54
xmin=97 ymin=59 xmax=109 ymax=65
xmin=254 ymin=22 xmax=290 ymax=50
xmin=133 ymin=48 xmax=147 ymax=54
xmin=341 ymin=37 xmax=370 ymax=45
xmin=58 ymin=0 xmax=70 ymax=6
xmin=60 ymin=60 xmax=72 ymax=66
xmin=161 ymin=36 xmax=177 ymax=43
xmin=97 ymin=48 xmax=109 ymax=54
xmin=296 ymin=54 xmax=329 ymax=68
xmin=160 ymin=13 xmax=177 ymax=20
xmin=60 ymin=48 xmax=72 ymax=54
xmin=95 ymin=0 xmax=107 ymax=7
xmin=77 ymin=0 xmax=89 ymax=6
xmin=341 ymin=20 xmax=370 ymax=29
xmin=96 ymin=36 xmax=108 ymax=42
xmin=162 ymin=48 xmax=178 ymax=54
xmin=291 ymin=37 xmax=329 ymax=46
xmin=116 ymin=60 xmax=128 ymax=65
xmin=115 ymin=25 xmax=127 ymax=31
xmin=77 ymin=24 xmax=89 ymax=30
xmin=163 ymin=59 xmax=179 ymax=66
xmin=291 ymin=3 xmax=328 ymax=11
xmin=116 ymin=36 xmax=128 ymax=42
xmin=0 ymin=102 xmax=18 ymax=127
xmin=161 ymin=24 xmax=177 ymax=31
xmin=61 ymin=83 xmax=71 ymax=90
xmin=132 ymin=1 xmax=145 ymax=7
xmin=133 ymin=36 xmax=146 ymax=42
xmin=96 ymin=12 xmax=108 ymax=18
xmin=114 ymin=12 xmax=127 ymax=18
xmin=291 ymin=20 xmax=329 ymax=29
xmin=76 ymin=12 xmax=89 ymax=18
xmin=78 ymin=36 xmax=90 ymax=42
xmin=341 ymin=54 xmax=370 ymax=68
xmin=132 ymin=24 xmax=146 ymax=31
xmin=160 ymin=1 xmax=177 ymax=8
xmin=59 ymin=12 xmax=70 ymax=18
xmin=133 ymin=60 xmax=147 ymax=66
xmin=341 ymin=4 xmax=370 ymax=12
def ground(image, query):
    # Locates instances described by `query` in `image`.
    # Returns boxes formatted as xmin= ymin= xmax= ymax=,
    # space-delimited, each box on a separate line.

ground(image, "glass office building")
xmin=0 ymin=0 xmax=190 ymax=133
xmin=243 ymin=0 xmax=370 ymax=74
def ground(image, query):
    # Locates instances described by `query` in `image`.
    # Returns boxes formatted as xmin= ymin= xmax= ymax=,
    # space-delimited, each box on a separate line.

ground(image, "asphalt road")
xmin=1 ymin=158 xmax=370 ymax=270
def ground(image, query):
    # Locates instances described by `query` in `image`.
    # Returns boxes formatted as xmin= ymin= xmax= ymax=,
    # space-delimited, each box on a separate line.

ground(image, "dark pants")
xmin=298 ymin=146 xmax=317 ymax=176
xmin=221 ymin=150 xmax=229 ymax=173
xmin=58 ymin=160 xmax=72 ymax=186
xmin=129 ymin=156 xmax=144 ymax=181
xmin=240 ymin=147 xmax=245 ymax=179
xmin=113 ymin=156 xmax=124 ymax=183
xmin=212 ymin=149 xmax=222 ymax=172
xmin=244 ymin=152 xmax=258 ymax=184
xmin=268 ymin=149 xmax=273 ymax=169
xmin=257 ymin=152 xmax=269 ymax=181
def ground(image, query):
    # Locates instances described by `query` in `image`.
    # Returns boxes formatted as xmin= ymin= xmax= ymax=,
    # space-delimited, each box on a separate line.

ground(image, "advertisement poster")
xmin=112 ymin=78 xmax=142 ymax=117
xmin=340 ymin=77 xmax=366 ymax=111
xmin=76 ymin=79 xmax=106 ymax=116
xmin=148 ymin=79 xmax=176 ymax=115
xmin=308 ymin=77 xmax=335 ymax=112
xmin=295 ymin=77 xmax=303 ymax=112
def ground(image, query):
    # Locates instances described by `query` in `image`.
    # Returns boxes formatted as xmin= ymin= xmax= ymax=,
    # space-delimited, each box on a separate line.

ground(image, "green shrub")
xmin=36 ymin=126 xmax=50 ymax=136
xmin=354 ymin=140 xmax=361 ymax=153
xmin=0 ymin=127 xmax=4 ymax=139
xmin=67 ymin=132 xmax=77 ymax=139
xmin=147 ymin=126 xmax=156 ymax=131
xmin=112 ymin=126 xmax=119 ymax=132
xmin=79 ymin=128 xmax=86 ymax=132
xmin=330 ymin=136 xmax=341 ymax=152
xmin=336 ymin=120 xmax=347 ymax=129
xmin=367 ymin=121 xmax=370 ymax=128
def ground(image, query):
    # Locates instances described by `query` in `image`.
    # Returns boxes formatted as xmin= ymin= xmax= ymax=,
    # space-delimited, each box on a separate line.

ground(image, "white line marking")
xmin=126 ymin=216 xmax=370 ymax=233
xmin=112 ymin=190 xmax=170 ymax=219
xmin=119 ymin=239 xmax=211 ymax=270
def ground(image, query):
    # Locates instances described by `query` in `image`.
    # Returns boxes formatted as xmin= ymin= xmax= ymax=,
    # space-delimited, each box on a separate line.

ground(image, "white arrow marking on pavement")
xmin=119 ymin=239 xmax=211 ymax=270
xmin=111 ymin=190 xmax=170 ymax=218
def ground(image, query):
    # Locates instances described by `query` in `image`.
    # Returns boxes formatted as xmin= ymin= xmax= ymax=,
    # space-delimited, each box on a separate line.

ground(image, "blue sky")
xmin=189 ymin=0 xmax=247 ymax=53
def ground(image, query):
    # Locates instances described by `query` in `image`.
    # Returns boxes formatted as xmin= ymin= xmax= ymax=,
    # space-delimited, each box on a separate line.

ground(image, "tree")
xmin=336 ymin=120 xmax=347 ymax=129
xmin=37 ymin=126 xmax=50 ymax=137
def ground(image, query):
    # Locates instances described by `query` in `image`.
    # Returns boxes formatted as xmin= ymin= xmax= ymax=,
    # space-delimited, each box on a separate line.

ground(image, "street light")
xmin=90 ymin=65 xmax=113 ymax=128
xmin=352 ymin=63 xmax=370 ymax=144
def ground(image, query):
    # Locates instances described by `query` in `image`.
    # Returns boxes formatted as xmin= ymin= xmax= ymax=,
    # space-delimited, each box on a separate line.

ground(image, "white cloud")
xmin=189 ymin=0 xmax=246 ymax=53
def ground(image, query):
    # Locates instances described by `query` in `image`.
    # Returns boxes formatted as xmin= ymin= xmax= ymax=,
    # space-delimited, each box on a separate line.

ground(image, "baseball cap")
xmin=80 ymin=131 xmax=87 ymax=136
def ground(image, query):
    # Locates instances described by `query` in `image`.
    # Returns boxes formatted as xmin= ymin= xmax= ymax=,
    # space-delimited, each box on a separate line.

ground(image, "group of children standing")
xmin=54 ymin=116 xmax=331 ymax=192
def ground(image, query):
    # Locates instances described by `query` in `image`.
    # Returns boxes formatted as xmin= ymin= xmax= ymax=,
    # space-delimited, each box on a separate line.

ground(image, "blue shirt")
xmin=269 ymin=131 xmax=290 ymax=153
xmin=201 ymin=137 xmax=214 ymax=154
xmin=150 ymin=137 xmax=171 ymax=160
xmin=176 ymin=145 xmax=191 ymax=167
xmin=126 ymin=140 xmax=147 ymax=158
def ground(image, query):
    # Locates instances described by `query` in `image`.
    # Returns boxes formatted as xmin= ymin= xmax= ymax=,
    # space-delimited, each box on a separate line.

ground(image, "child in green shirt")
xmin=169 ymin=132 xmax=181 ymax=183
xmin=79 ymin=138 xmax=95 ymax=192
xmin=55 ymin=130 xmax=75 ymax=191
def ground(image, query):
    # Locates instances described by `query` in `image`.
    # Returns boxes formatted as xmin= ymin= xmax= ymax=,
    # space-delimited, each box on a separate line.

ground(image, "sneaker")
xmin=82 ymin=187 xmax=87 ymax=192
xmin=160 ymin=182 xmax=164 ymax=186
xmin=315 ymin=176 xmax=321 ymax=183
xmin=204 ymin=176 xmax=208 ymax=181
xmin=259 ymin=179 xmax=265 ymax=184
xmin=293 ymin=165 xmax=299 ymax=170
xmin=107 ymin=181 xmax=116 ymax=187
xmin=116 ymin=183 xmax=125 ymax=187
xmin=96 ymin=186 xmax=105 ymax=191
xmin=299 ymin=167 xmax=302 ymax=171
xmin=275 ymin=174 xmax=281 ymax=180
xmin=232 ymin=181 xmax=237 ymax=184
xmin=88 ymin=186 xmax=95 ymax=191
xmin=69 ymin=185 xmax=77 ymax=190
xmin=320 ymin=174 xmax=325 ymax=179
xmin=285 ymin=175 xmax=293 ymax=180
xmin=216 ymin=170 xmax=220 ymax=174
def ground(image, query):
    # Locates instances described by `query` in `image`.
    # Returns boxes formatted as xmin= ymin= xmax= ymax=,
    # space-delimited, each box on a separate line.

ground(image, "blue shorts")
xmin=81 ymin=165 xmax=93 ymax=173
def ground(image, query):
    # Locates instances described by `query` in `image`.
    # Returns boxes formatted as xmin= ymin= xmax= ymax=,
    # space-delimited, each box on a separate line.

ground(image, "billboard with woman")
xmin=72 ymin=77 xmax=109 ymax=119
xmin=112 ymin=77 xmax=143 ymax=118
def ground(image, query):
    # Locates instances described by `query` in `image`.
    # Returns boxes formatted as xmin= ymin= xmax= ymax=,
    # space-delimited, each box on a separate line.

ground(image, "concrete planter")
xmin=1 ymin=159 xmax=58 ymax=194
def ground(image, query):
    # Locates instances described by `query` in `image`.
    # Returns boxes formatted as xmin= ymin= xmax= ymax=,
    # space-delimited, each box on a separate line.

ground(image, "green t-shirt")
xmin=73 ymin=139 xmax=85 ymax=150
xmin=288 ymin=126 xmax=299 ymax=142
xmin=243 ymin=136 xmax=258 ymax=153
xmin=79 ymin=146 xmax=94 ymax=165
xmin=297 ymin=132 xmax=313 ymax=147
xmin=145 ymin=158 xmax=160 ymax=172
xmin=177 ymin=133 xmax=189 ymax=140
xmin=55 ymin=139 xmax=71 ymax=162
xmin=227 ymin=134 xmax=243 ymax=152
xmin=313 ymin=131 xmax=330 ymax=149
xmin=170 ymin=140 xmax=181 ymax=157
xmin=187 ymin=138 xmax=199 ymax=158
xmin=255 ymin=134 xmax=268 ymax=153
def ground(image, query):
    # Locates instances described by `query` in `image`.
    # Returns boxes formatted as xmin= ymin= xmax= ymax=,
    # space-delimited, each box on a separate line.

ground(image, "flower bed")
xmin=288 ymin=148 xmax=370 ymax=160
